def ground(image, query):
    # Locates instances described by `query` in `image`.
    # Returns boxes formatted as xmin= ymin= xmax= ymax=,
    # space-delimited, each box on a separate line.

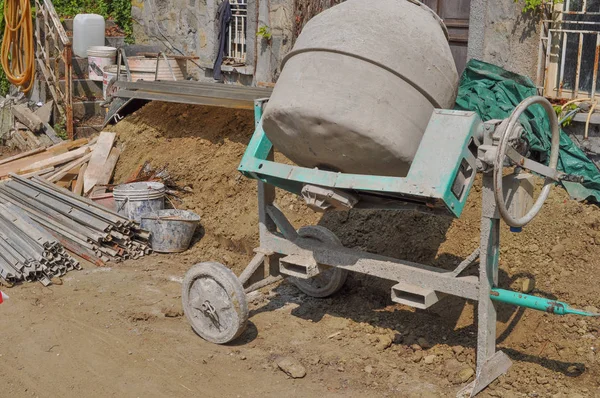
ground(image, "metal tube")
xmin=573 ymin=32 xmax=584 ymax=98
xmin=558 ymin=32 xmax=568 ymax=97
xmin=5 ymin=180 xmax=112 ymax=232
xmin=490 ymin=288 xmax=599 ymax=316
xmin=593 ymin=34 xmax=600 ymax=100
xmin=28 ymin=175 xmax=127 ymax=225
xmin=0 ymin=186 xmax=107 ymax=243
xmin=545 ymin=30 xmax=553 ymax=95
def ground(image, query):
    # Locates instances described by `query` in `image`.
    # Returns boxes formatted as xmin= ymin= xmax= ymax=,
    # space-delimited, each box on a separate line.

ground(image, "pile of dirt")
xmin=109 ymin=102 xmax=319 ymax=273
xmin=108 ymin=101 xmax=600 ymax=396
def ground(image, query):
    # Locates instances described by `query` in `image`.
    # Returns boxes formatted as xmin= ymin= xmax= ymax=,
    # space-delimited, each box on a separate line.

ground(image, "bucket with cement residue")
xmin=113 ymin=182 xmax=165 ymax=222
xmin=140 ymin=209 xmax=201 ymax=253
xmin=102 ymin=65 xmax=126 ymax=99
xmin=87 ymin=46 xmax=117 ymax=81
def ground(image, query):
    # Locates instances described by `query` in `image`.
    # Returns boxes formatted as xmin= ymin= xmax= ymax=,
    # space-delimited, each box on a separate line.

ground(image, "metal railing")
xmin=226 ymin=0 xmax=247 ymax=64
xmin=34 ymin=0 xmax=73 ymax=139
xmin=539 ymin=0 xmax=600 ymax=100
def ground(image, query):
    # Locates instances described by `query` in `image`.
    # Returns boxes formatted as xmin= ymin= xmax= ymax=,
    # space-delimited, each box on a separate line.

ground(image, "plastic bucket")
xmin=88 ymin=46 xmax=117 ymax=81
xmin=113 ymin=182 xmax=165 ymax=222
xmin=140 ymin=209 xmax=201 ymax=253
xmin=103 ymin=65 xmax=126 ymax=99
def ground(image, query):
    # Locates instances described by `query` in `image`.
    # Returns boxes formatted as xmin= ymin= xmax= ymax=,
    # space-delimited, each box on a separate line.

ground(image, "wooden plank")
xmin=0 ymin=147 xmax=46 ymax=166
xmin=0 ymin=139 xmax=88 ymax=177
xmin=83 ymin=132 xmax=116 ymax=194
xmin=97 ymin=147 xmax=121 ymax=186
xmin=18 ymin=167 xmax=55 ymax=178
xmin=0 ymin=166 xmax=55 ymax=180
xmin=18 ymin=146 xmax=91 ymax=174
xmin=46 ymin=152 xmax=92 ymax=182
xmin=73 ymin=163 xmax=87 ymax=196
xmin=35 ymin=101 xmax=54 ymax=124
xmin=47 ymin=138 xmax=89 ymax=153
xmin=71 ymin=176 xmax=78 ymax=193
xmin=12 ymin=104 xmax=43 ymax=132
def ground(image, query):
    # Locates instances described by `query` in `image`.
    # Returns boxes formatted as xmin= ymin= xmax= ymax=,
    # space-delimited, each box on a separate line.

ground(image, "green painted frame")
xmin=238 ymin=100 xmax=483 ymax=217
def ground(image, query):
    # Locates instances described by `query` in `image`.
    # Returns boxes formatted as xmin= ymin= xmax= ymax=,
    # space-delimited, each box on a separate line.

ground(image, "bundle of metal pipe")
xmin=0 ymin=174 xmax=151 ymax=265
xmin=0 ymin=202 xmax=79 ymax=286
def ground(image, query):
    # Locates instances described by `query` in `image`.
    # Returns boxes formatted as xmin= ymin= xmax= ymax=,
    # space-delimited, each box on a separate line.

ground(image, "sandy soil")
xmin=1 ymin=101 xmax=599 ymax=397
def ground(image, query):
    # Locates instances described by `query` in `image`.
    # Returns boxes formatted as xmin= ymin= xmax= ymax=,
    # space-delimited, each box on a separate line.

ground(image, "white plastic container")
xmin=73 ymin=14 xmax=105 ymax=58
xmin=87 ymin=46 xmax=116 ymax=81
xmin=102 ymin=65 xmax=126 ymax=99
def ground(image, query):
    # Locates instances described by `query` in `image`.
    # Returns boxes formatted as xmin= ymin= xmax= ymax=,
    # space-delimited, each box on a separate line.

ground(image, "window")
xmin=225 ymin=0 xmax=247 ymax=65
xmin=541 ymin=0 xmax=600 ymax=99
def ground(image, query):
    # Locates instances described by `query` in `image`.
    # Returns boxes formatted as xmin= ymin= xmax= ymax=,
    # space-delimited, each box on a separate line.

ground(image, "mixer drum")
xmin=262 ymin=0 xmax=459 ymax=177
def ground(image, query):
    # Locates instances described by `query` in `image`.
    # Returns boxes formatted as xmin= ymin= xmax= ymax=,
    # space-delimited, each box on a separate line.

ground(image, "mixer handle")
xmin=493 ymin=96 xmax=560 ymax=228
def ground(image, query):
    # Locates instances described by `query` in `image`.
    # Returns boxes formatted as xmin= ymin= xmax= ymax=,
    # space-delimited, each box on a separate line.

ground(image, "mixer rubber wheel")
xmin=182 ymin=262 xmax=248 ymax=344
xmin=289 ymin=226 xmax=348 ymax=298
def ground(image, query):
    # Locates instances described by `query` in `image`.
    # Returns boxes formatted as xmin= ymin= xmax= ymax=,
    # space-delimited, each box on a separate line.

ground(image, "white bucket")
xmin=88 ymin=46 xmax=117 ymax=81
xmin=102 ymin=65 xmax=127 ymax=100
xmin=113 ymin=182 xmax=166 ymax=222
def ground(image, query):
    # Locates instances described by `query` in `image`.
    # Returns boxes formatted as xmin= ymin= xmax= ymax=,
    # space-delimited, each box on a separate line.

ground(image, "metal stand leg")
xmin=238 ymin=151 xmax=284 ymax=294
xmin=458 ymin=174 xmax=512 ymax=397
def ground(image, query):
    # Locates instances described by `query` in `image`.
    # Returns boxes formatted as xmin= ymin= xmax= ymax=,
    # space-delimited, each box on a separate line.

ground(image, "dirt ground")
xmin=1 ymin=101 xmax=600 ymax=397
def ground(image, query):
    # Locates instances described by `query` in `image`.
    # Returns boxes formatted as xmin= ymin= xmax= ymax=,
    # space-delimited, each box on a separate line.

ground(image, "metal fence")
xmin=539 ymin=0 xmax=600 ymax=100
xmin=226 ymin=0 xmax=248 ymax=64
xmin=34 ymin=0 xmax=73 ymax=139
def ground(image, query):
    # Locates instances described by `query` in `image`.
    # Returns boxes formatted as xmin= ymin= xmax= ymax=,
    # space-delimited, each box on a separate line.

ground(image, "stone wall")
xmin=469 ymin=0 xmax=541 ymax=82
xmin=131 ymin=0 xmax=257 ymax=80
xmin=131 ymin=0 xmax=542 ymax=85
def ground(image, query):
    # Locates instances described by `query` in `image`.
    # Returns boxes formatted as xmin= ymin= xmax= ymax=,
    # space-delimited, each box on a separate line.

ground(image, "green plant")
xmin=257 ymin=25 xmax=272 ymax=40
xmin=0 ymin=0 xmax=134 ymax=95
xmin=54 ymin=117 xmax=68 ymax=140
xmin=514 ymin=0 xmax=563 ymax=13
xmin=52 ymin=0 xmax=133 ymax=42
xmin=554 ymin=103 xmax=579 ymax=127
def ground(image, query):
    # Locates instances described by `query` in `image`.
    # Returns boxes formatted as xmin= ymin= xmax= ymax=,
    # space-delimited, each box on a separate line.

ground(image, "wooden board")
xmin=83 ymin=132 xmax=116 ymax=194
xmin=47 ymin=138 xmax=89 ymax=153
xmin=73 ymin=163 xmax=87 ymax=196
xmin=97 ymin=147 xmax=121 ymax=186
xmin=46 ymin=153 xmax=92 ymax=182
xmin=19 ymin=146 xmax=91 ymax=175
xmin=0 ymin=147 xmax=46 ymax=166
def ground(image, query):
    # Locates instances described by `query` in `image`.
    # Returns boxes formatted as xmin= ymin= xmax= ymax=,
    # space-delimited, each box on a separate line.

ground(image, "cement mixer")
xmin=181 ymin=1 xmax=595 ymax=397
xmin=262 ymin=0 xmax=458 ymax=177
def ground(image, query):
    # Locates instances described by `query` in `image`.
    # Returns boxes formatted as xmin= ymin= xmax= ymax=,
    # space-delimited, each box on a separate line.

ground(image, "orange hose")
xmin=1 ymin=0 xmax=35 ymax=93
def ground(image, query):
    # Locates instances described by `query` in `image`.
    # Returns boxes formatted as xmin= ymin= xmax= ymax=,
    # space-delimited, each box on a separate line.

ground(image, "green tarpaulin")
xmin=455 ymin=59 xmax=600 ymax=202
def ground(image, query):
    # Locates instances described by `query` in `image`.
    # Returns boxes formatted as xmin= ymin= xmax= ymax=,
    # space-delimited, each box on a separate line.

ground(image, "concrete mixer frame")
xmin=233 ymin=99 xmax=511 ymax=396
xmin=183 ymin=97 xmax=598 ymax=396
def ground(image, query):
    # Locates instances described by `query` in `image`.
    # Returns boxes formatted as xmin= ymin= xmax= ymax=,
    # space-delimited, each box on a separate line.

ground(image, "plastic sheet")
xmin=456 ymin=59 xmax=600 ymax=202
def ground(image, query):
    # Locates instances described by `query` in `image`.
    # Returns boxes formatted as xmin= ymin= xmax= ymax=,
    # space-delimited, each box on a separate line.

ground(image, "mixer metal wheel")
xmin=182 ymin=262 xmax=248 ymax=344
xmin=289 ymin=226 xmax=348 ymax=298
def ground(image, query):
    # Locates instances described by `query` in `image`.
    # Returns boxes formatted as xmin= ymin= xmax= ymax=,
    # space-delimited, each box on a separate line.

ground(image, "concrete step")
xmin=62 ymin=19 xmax=117 ymax=31
xmin=73 ymin=101 xmax=106 ymax=121
xmin=60 ymin=79 xmax=103 ymax=100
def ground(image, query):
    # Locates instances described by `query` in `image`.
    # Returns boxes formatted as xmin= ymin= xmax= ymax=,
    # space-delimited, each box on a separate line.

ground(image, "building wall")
xmin=131 ymin=0 xmax=542 ymax=85
xmin=468 ymin=0 xmax=541 ymax=82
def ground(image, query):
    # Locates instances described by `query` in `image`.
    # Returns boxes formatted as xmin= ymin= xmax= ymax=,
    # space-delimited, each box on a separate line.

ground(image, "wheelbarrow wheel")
xmin=182 ymin=262 xmax=248 ymax=344
xmin=289 ymin=226 xmax=348 ymax=298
